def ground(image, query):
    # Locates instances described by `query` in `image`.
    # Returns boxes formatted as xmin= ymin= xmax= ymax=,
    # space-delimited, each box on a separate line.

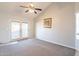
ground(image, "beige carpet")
xmin=0 ymin=39 xmax=75 ymax=56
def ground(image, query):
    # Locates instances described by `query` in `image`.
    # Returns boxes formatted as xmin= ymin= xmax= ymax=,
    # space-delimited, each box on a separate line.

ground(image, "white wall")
xmin=28 ymin=19 xmax=35 ymax=39
xmin=35 ymin=3 xmax=75 ymax=49
xmin=0 ymin=14 xmax=11 ymax=43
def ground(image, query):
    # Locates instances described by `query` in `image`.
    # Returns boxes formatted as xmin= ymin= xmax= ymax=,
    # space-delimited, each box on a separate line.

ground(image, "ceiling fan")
xmin=20 ymin=3 xmax=42 ymax=14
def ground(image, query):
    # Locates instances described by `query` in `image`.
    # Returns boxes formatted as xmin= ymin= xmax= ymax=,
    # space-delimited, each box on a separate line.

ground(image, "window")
xmin=11 ymin=22 xmax=20 ymax=39
xmin=22 ymin=23 xmax=28 ymax=37
xmin=11 ymin=21 xmax=28 ymax=39
xmin=76 ymin=13 xmax=79 ymax=39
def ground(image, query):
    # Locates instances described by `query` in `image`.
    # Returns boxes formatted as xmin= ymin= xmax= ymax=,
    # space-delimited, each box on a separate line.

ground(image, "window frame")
xmin=76 ymin=13 xmax=79 ymax=39
xmin=11 ymin=21 xmax=28 ymax=40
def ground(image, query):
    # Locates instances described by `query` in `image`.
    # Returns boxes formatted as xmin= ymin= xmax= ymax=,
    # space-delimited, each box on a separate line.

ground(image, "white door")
xmin=11 ymin=22 xmax=28 ymax=40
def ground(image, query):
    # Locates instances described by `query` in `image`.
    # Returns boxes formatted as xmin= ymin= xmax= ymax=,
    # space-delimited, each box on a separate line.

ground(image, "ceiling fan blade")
xmin=25 ymin=10 xmax=29 ymax=13
xmin=20 ymin=6 xmax=28 ymax=8
xmin=35 ymin=8 xmax=42 ymax=11
xmin=34 ymin=11 xmax=37 ymax=14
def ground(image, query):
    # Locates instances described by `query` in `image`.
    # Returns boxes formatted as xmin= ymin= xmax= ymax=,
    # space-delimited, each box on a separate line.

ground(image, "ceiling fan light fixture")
xmin=29 ymin=9 xmax=34 ymax=13
xmin=20 ymin=3 xmax=42 ymax=14
xmin=30 ymin=4 xmax=34 ymax=7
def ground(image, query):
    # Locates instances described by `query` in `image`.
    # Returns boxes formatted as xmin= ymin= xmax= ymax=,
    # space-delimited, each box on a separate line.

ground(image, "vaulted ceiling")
xmin=0 ymin=2 xmax=52 ymax=20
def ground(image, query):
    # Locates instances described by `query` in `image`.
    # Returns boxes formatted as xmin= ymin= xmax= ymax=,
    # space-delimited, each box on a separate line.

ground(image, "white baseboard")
xmin=38 ymin=39 xmax=75 ymax=50
xmin=75 ymin=48 xmax=79 ymax=51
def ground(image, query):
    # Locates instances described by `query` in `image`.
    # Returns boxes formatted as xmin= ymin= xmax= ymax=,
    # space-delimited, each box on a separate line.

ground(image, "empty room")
xmin=0 ymin=2 xmax=78 ymax=56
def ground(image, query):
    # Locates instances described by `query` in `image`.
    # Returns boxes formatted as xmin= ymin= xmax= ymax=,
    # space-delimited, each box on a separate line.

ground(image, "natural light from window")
xmin=22 ymin=23 xmax=28 ymax=38
xmin=76 ymin=13 xmax=79 ymax=39
xmin=11 ymin=22 xmax=28 ymax=39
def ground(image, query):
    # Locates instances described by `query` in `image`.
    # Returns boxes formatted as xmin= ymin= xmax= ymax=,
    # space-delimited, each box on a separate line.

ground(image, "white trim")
xmin=38 ymin=39 xmax=75 ymax=50
xmin=75 ymin=48 xmax=79 ymax=51
xmin=11 ymin=21 xmax=28 ymax=40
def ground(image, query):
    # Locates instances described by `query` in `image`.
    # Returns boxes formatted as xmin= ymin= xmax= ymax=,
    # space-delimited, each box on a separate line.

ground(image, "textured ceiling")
xmin=0 ymin=2 xmax=52 ymax=20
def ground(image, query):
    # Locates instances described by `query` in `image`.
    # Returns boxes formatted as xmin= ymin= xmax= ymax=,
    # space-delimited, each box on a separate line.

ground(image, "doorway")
xmin=11 ymin=21 xmax=28 ymax=40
